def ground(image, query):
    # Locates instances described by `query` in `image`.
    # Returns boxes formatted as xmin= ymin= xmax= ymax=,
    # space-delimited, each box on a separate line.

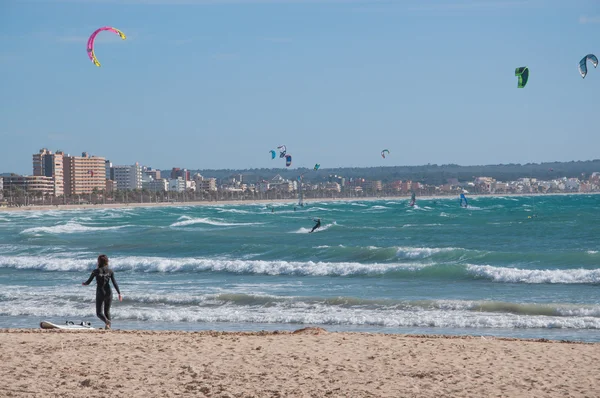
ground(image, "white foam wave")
xmin=395 ymin=246 xmax=459 ymax=259
xmin=467 ymin=265 xmax=600 ymax=284
xmin=20 ymin=221 xmax=130 ymax=235
xmin=402 ymin=223 xmax=443 ymax=228
xmin=292 ymin=222 xmax=337 ymax=234
xmin=170 ymin=216 xmax=263 ymax=227
xmin=217 ymin=208 xmax=251 ymax=214
xmin=7 ymin=302 xmax=600 ymax=330
xmin=0 ymin=254 xmax=425 ymax=275
xmin=0 ymin=255 xmax=94 ymax=271
xmin=367 ymin=205 xmax=390 ymax=210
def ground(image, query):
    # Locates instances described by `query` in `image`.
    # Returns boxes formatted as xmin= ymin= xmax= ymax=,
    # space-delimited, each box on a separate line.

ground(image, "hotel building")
xmin=63 ymin=152 xmax=106 ymax=195
xmin=2 ymin=175 xmax=55 ymax=196
xmin=113 ymin=163 xmax=143 ymax=191
xmin=32 ymin=148 xmax=64 ymax=196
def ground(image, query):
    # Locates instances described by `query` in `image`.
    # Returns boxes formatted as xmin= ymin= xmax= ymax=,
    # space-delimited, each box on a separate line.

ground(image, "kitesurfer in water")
xmin=82 ymin=254 xmax=122 ymax=329
xmin=309 ymin=218 xmax=321 ymax=233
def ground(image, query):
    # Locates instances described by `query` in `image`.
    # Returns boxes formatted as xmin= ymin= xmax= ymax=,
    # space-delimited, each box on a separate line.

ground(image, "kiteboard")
xmin=40 ymin=321 xmax=98 ymax=330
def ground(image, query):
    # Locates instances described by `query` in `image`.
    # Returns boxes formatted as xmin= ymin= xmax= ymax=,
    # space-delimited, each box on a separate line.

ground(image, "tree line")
xmin=183 ymin=159 xmax=600 ymax=185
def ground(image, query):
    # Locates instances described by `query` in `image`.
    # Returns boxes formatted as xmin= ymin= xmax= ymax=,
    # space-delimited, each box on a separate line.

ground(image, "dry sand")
xmin=1 ymin=328 xmax=599 ymax=398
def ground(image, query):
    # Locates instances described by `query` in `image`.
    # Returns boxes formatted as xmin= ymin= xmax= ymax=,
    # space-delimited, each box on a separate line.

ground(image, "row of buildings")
xmin=2 ymin=148 xmax=600 ymax=201
xmin=0 ymin=149 xmax=217 ymax=198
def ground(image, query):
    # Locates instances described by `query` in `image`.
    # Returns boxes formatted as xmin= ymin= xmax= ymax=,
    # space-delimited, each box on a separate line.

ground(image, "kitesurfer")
xmin=309 ymin=218 xmax=321 ymax=233
xmin=82 ymin=254 xmax=122 ymax=329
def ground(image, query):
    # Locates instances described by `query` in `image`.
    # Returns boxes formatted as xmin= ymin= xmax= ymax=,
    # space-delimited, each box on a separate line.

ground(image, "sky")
xmin=0 ymin=0 xmax=599 ymax=174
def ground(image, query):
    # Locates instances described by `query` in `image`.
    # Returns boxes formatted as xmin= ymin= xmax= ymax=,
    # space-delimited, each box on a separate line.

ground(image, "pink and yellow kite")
xmin=87 ymin=26 xmax=126 ymax=67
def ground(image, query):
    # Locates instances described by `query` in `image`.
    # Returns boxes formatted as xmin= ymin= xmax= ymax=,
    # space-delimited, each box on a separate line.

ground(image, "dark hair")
xmin=97 ymin=254 xmax=109 ymax=268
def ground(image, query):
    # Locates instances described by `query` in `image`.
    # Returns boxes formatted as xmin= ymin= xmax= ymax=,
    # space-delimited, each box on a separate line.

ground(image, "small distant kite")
xmin=269 ymin=150 xmax=276 ymax=160
xmin=314 ymin=164 xmax=320 ymax=171
xmin=515 ymin=67 xmax=529 ymax=88
xmin=87 ymin=27 xmax=126 ymax=67
xmin=285 ymin=154 xmax=292 ymax=167
xmin=579 ymin=54 xmax=598 ymax=79
xmin=278 ymin=145 xmax=287 ymax=158
xmin=381 ymin=149 xmax=390 ymax=159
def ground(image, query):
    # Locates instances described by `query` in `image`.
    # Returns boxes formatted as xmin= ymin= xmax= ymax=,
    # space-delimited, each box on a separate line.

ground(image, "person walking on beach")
xmin=82 ymin=254 xmax=122 ymax=329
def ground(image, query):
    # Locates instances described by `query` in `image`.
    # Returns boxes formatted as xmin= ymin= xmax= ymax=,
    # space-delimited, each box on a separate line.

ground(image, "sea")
xmin=1 ymin=194 xmax=599 ymax=341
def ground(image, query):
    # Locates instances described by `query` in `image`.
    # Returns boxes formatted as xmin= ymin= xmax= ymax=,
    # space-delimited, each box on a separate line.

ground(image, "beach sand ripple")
xmin=0 ymin=329 xmax=598 ymax=397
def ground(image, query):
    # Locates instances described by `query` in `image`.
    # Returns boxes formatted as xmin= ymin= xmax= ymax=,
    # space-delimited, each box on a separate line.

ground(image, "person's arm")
xmin=110 ymin=271 xmax=122 ymax=299
xmin=82 ymin=270 xmax=97 ymax=285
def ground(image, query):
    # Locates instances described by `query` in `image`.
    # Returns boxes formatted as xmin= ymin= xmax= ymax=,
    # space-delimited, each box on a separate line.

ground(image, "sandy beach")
xmin=1 ymin=328 xmax=599 ymax=398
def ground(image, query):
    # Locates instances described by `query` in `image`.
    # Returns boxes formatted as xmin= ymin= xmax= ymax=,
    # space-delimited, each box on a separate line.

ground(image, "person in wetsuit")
xmin=309 ymin=218 xmax=321 ymax=233
xmin=82 ymin=254 xmax=122 ymax=329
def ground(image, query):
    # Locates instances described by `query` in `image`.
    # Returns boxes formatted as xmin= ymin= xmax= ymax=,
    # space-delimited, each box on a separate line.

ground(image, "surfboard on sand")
xmin=40 ymin=321 xmax=98 ymax=330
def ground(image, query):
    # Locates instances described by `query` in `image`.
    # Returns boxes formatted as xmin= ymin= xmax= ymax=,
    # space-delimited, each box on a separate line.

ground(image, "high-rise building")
xmin=113 ymin=163 xmax=143 ymax=190
xmin=170 ymin=168 xmax=190 ymax=181
xmin=32 ymin=148 xmax=64 ymax=196
xmin=63 ymin=152 xmax=106 ymax=195
xmin=105 ymin=160 xmax=114 ymax=180
xmin=144 ymin=168 xmax=161 ymax=181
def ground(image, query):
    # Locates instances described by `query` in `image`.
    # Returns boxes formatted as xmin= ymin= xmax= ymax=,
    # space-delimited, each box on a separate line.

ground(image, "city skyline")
xmin=1 ymin=0 xmax=599 ymax=174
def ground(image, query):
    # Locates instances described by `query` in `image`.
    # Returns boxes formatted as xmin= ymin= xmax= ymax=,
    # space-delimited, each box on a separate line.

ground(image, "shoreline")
xmin=1 ymin=191 xmax=597 ymax=213
xmin=1 ymin=328 xmax=598 ymax=397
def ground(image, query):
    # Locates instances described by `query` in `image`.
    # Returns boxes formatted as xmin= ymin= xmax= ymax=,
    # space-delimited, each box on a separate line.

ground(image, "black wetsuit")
xmin=309 ymin=220 xmax=321 ymax=233
xmin=83 ymin=267 xmax=121 ymax=325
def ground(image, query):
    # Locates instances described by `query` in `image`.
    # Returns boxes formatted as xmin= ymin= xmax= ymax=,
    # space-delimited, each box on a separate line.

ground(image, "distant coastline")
xmin=1 ymin=191 xmax=598 ymax=213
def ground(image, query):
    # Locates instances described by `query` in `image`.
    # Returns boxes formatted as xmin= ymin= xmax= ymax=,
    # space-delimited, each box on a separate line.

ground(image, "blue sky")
xmin=1 ymin=0 xmax=599 ymax=174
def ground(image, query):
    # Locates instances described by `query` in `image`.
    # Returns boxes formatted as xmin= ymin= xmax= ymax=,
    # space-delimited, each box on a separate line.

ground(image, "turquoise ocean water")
xmin=1 ymin=195 xmax=599 ymax=341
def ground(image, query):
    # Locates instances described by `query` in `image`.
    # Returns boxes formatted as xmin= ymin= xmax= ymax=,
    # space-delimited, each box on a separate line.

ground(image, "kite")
xmin=270 ymin=150 xmax=276 ymax=160
xmin=381 ymin=149 xmax=390 ymax=159
xmin=314 ymin=164 xmax=320 ymax=171
xmin=87 ymin=27 xmax=126 ymax=67
xmin=515 ymin=67 xmax=529 ymax=88
xmin=579 ymin=54 xmax=598 ymax=79
xmin=278 ymin=145 xmax=287 ymax=158
xmin=285 ymin=154 xmax=292 ymax=167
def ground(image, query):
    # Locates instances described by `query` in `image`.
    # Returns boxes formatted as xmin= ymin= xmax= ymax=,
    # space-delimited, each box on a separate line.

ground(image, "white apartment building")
xmin=168 ymin=177 xmax=186 ymax=192
xmin=113 ymin=163 xmax=142 ymax=191
xmin=143 ymin=178 xmax=168 ymax=192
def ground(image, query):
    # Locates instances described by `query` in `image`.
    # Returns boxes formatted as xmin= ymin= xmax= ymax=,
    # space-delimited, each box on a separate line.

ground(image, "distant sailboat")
xmin=460 ymin=193 xmax=468 ymax=208
xmin=297 ymin=175 xmax=304 ymax=207
xmin=528 ymin=195 xmax=537 ymax=219
xmin=409 ymin=192 xmax=416 ymax=207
